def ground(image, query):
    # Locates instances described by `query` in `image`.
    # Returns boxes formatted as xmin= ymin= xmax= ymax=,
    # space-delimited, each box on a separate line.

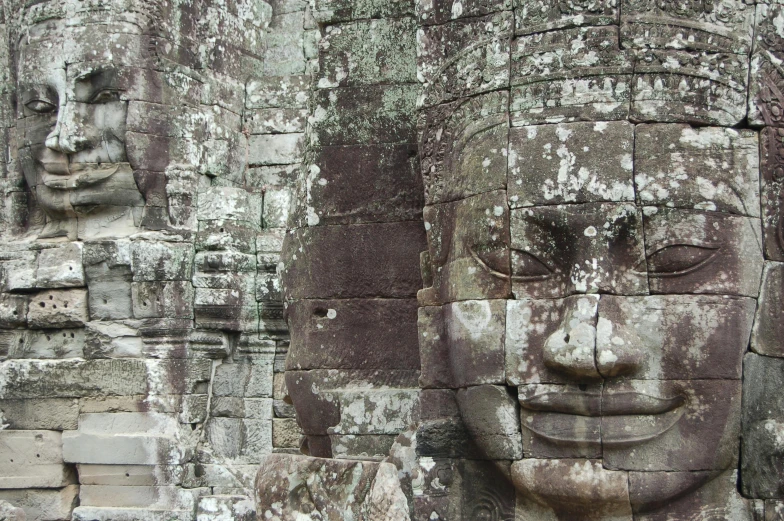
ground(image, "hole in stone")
xmin=313 ymin=308 xmax=328 ymax=318
xmin=35 ymin=454 xmax=39 ymax=458
xmin=52 ymin=305 xmax=57 ymax=309
xmin=220 ymin=228 xmax=225 ymax=233
xmin=49 ymin=295 xmax=53 ymax=300
xmin=46 ymin=335 xmax=51 ymax=341
xmin=62 ymin=333 xmax=66 ymax=337
xmin=18 ymin=338 xmax=23 ymax=343
xmin=12 ymin=311 xmax=17 ymax=315
xmin=70 ymin=333 xmax=74 ymax=338
xmin=64 ymin=303 xmax=68 ymax=308
xmin=578 ymin=384 xmax=587 ymax=392
xmin=103 ymin=299 xmax=108 ymax=304
xmin=125 ymin=473 xmax=130 ymax=478
xmin=69 ymin=267 xmax=73 ymax=271
xmin=143 ymin=301 xmax=148 ymax=307
xmin=564 ymin=334 xmax=570 ymax=343
xmin=39 ymin=302 xmax=45 ymax=308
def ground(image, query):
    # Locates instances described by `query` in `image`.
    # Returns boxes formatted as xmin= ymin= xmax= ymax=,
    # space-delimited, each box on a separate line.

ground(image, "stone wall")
xmin=0 ymin=1 xmax=313 ymax=520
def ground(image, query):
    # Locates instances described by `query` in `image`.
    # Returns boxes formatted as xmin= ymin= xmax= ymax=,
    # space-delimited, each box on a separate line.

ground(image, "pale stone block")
xmin=182 ymin=464 xmax=257 ymax=489
xmin=36 ymin=243 xmax=84 ymax=288
xmin=77 ymin=465 xmax=183 ymax=486
xmin=329 ymin=389 xmax=419 ymax=435
xmin=248 ymin=133 xmax=304 ymax=166
xmin=13 ymin=330 xmax=85 ymax=359
xmin=130 ymin=241 xmax=194 ymax=282
xmin=62 ymin=433 xmax=192 ymax=465
xmin=71 ymin=507 xmax=193 ymax=521
xmin=0 ymin=431 xmax=75 ymax=489
xmin=79 ymin=485 xmax=207 ymax=510
xmin=0 ymin=485 xmax=78 ymax=521
xmin=26 ymin=289 xmax=88 ymax=329
xmin=197 ymin=495 xmax=255 ymax=521
xmin=3 ymin=251 xmax=38 ymax=292
xmin=197 ymin=187 xmax=262 ymax=224
xmin=0 ymin=399 xmax=78 ymax=430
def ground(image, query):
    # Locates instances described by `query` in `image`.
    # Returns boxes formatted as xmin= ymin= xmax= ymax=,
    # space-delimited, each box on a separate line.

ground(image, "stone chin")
xmin=32 ymin=162 xmax=145 ymax=240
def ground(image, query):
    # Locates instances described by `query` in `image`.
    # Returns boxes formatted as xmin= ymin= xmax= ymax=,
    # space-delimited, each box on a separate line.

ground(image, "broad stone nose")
xmin=45 ymin=101 xmax=90 ymax=155
xmin=542 ymin=294 xmax=601 ymax=381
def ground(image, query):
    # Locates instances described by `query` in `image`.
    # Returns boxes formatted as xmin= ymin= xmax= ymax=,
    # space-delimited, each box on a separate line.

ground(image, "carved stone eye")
xmin=89 ymin=89 xmax=120 ymax=103
xmin=24 ymin=99 xmax=56 ymax=113
xmin=511 ymin=249 xmax=551 ymax=280
xmin=472 ymin=244 xmax=510 ymax=276
xmin=647 ymin=244 xmax=718 ymax=276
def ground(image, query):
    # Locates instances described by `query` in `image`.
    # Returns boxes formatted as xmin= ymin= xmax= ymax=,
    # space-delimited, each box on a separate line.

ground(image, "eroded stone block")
xmin=513 ymin=0 xmax=618 ymax=35
xmin=0 ymin=486 xmax=78 ymax=521
xmin=761 ymin=127 xmax=784 ymax=261
xmin=511 ymin=27 xmax=632 ymax=125
xmin=26 ymin=289 xmax=88 ymax=329
xmin=508 ymin=121 xmax=634 ymax=208
xmin=418 ymin=12 xmax=512 ymax=106
xmin=752 ymin=262 xmax=784 ymax=357
xmin=635 ymin=124 xmax=759 ymax=216
xmin=0 ymin=430 xmax=75 ymax=489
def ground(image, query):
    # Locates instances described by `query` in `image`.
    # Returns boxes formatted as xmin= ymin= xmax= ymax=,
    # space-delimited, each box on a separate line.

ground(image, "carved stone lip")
xmin=521 ymin=392 xmax=688 ymax=447
xmin=520 ymin=391 xmax=686 ymax=417
xmin=41 ymin=163 xmax=121 ymax=189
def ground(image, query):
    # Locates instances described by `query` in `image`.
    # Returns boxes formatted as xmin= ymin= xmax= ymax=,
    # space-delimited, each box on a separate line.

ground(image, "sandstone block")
xmin=35 ymin=243 xmax=84 ymax=288
xmin=131 ymin=241 xmax=193 ymax=281
xmin=635 ymin=125 xmax=759 ymax=216
xmin=0 ymin=431 xmax=75 ymax=489
xmin=197 ymin=495 xmax=255 ymax=521
xmin=71 ymin=507 xmax=193 ymax=521
xmin=27 ymin=289 xmax=88 ymax=329
xmin=197 ymin=187 xmax=262 ymax=224
xmin=0 ymin=486 xmax=78 ymax=521
xmin=79 ymin=485 xmax=206 ymax=510
xmin=285 ymin=298 xmax=420 ymax=371
xmin=318 ymin=18 xmax=416 ymax=88
xmin=76 ymin=465 xmax=183 ymax=486
xmin=248 ymin=133 xmax=304 ymax=166
xmin=0 ymin=399 xmax=78 ymax=430
xmin=752 ymin=263 xmax=784 ymax=357
xmin=329 ymin=389 xmax=419 ymax=436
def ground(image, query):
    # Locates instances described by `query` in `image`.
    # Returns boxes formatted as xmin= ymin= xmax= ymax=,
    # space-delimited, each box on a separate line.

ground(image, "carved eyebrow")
xmin=19 ymin=85 xmax=57 ymax=103
xmin=73 ymin=67 xmax=119 ymax=87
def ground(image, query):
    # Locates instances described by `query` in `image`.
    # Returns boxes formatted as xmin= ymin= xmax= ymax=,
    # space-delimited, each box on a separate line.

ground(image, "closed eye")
xmin=24 ymin=99 xmax=56 ymax=113
xmin=89 ymin=89 xmax=121 ymax=103
xmin=511 ymin=249 xmax=552 ymax=281
xmin=647 ymin=244 xmax=718 ymax=277
xmin=471 ymin=245 xmax=510 ymax=280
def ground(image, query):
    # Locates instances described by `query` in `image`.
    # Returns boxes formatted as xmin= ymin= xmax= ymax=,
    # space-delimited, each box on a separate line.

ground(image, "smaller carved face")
xmin=16 ymin=21 xmax=144 ymax=238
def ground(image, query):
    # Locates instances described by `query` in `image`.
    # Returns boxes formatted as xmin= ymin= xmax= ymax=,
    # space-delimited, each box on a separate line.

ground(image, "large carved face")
xmin=418 ymin=95 xmax=762 ymax=517
xmin=16 ymin=18 xmax=146 ymax=239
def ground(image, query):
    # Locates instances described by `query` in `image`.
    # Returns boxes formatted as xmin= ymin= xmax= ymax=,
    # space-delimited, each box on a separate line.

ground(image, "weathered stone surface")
xmin=255 ymin=454 xmax=410 ymax=521
xmin=742 ymin=353 xmax=784 ymax=499
xmin=423 ymin=190 xmax=511 ymax=303
xmin=511 ymin=27 xmax=632 ymax=125
xmin=761 ymin=127 xmax=784 ymax=261
xmin=418 ymin=12 xmax=511 ymax=107
xmin=519 ymin=383 xmax=603 ymax=459
xmin=0 ymin=487 xmax=77 ymax=521
xmin=597 ymin=295 xmax=754 ymax=379
xmin=630 ymin=469 xmax=755 ymax=520
xmin=71 ymin=507 xmax=192 ymax=521
xmin=456 ymin=384 xmax=522 ymax=460
xmin=512 ymin=459 xmax=631 ymax=520
xmin=272 ymin=418 xmax=302 ymax=448
xmin=306 ymin=144 xmax=423 ymax=225
xmin=620 ymin=0 xmax=753 ymax=53
xmin=603 ymin=379 xmax=741 ymax=471
xmin=311 ymin=0 xmax=414 ymax=24
xmin=131 ymin=242 xmax=193 ymax=282
xmin=418 ymin=0 xmax=512 ymax=26
xmin=0 ymin=359 xmax=211 ymax=398
xmin=196 ymin=495 xmax=255 ymax=521
xmin=0 ymin=431 xmax=75 ymax=489
xmin=318 ymin=18 xmax=416 ymax=88
xmin=752 ymin=262 xmax=784 ymax=357
xmin=77 ymin=465 xmax=183 ymax=486
xmin=329 ymin=389 xmax=419 ymax=436
xmin=287 ymin=298 xmax=417 ymax=372
xmin=35 ymin=243 xmax=84 ymax=288
xmin=508 ymin=121 xmax=634 ymax=208
xmin=212 ymin=358 xmax=273 ymax=398
xmin=443 ymin=299 xmax=506 ymax=386
xmin=418 ymin=92 xmax=508 ymax=205
xmin=631 ymin=50 xmax=749 ymax=126
xmin=643 ymin=208 xmax=764 ymax=297
xmin=311 ymin=85 xmax=417 ymax=147
xmin=510 ymin=204 xmax=647 ymax=298
xmin=514 ymin=0 xmax=617 ymax=35
xmin=63 ymin=413 xmax=193 ymax=465
xmin=248 ymin=134 xmax=304 ymax=167
xmin=26 ymin=289 xmax=89 ymax=329
xmin=0 ymin=399 xmax=78 ymax=430
xmin=280 ymin=222 xmax=424 ymax=299
xmin=635 ymin=124 xmax=759 ymax=216
xmin=0 ymin=500 xmax=26 ymax=521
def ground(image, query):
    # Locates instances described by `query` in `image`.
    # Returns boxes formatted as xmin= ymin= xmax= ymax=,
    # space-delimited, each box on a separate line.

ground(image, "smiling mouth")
xmin=41 ymin=162 xmax=121 ymax=189
xmin=519 ymin=391 xmax=687 ymax=447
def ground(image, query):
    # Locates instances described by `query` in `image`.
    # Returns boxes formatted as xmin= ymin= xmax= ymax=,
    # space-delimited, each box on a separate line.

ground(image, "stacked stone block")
xmin=279 ymin=0 xmax=426 ymax=468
